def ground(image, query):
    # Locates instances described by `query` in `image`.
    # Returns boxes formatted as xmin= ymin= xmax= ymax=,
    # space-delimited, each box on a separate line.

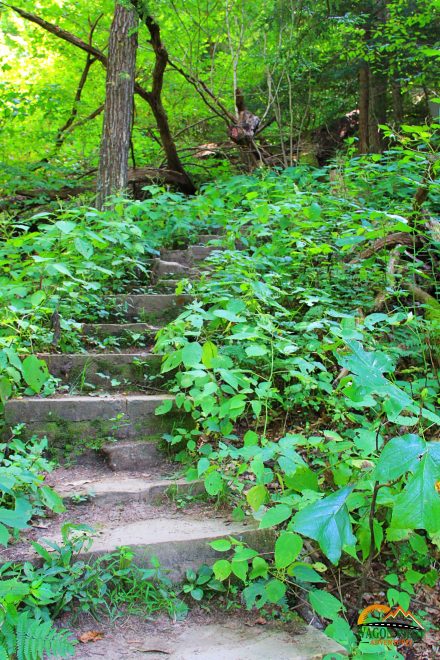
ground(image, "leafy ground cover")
xmin=0 ymin=139 xmax=439 ymax=658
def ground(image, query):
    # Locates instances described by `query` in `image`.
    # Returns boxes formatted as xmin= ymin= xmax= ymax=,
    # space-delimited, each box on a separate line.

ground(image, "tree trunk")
xmin=368 ymin=69 xmax=387 ymax=153
xmin=358 ymin=63 xmax=370 ymax=154
xmin=96 ymin=4 xmax=138 ymax=210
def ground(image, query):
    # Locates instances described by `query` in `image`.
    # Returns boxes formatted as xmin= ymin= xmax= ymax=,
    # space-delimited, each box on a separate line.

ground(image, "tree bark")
xmin=368 ymin=69 xmax=387 ymax=153
xmin=358 ymin=63 xmax=370 ymax=154
xmin=391 ymin=81 xmax=404 ymax=125
xmin=96 ymin=3 xmax=138 ymax=210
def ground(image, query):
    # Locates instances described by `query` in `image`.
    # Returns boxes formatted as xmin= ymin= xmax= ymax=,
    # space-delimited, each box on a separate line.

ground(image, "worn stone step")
xmin=152 ymin=257 xmax=196 ymax=279
xmin=197 ymin=233 xmax=222 ymax=243
xmin=103 ymin=439 xmax=165 ymax=471
xmin=113 ymin=293 xmax=192 ymax=322
xmin=58 ymin=476 xmax=204 ymax=505
xmin=38 ymin=352 xmax=162 ymax=389
xmin=73 ymin=616 xmax=347 ymax=660
xmin=82 ymin=516 xmax=274 ymax=580
xmin=160 ymin=245 xmax=223 ymax=265
xmin=81 ymin=322 xmax=161 ymax=340
xmin=4 ymin=394 xmax=184 ymax=450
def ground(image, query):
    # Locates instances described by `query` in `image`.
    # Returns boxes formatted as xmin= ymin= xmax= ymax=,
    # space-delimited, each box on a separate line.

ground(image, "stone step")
xmin=4 ymin=394 xmax=184 ymax=452
xmin=113 ymin=293 xmax=192 ymax=322
xmin=81 ymin=322 xmax=161 ymax=340
xmin=103 ymin=439 xmax=165 ymax=471
xmin=80 ymin=516 xmax=274 ymax=581
xmin=38 ymin=352 xmax=162 ymax=389
xmin=58 ymin=475 xmax=204 ymax=505
xmin=197 ymin=233 xmax=222 ymax=243
xmin=73 ymin=616 xmax=347 ymax=660
xmin=160 ymin=245 xmax=222 ymax=266
xmin=152 ymin=258 xmax=196 ymax=279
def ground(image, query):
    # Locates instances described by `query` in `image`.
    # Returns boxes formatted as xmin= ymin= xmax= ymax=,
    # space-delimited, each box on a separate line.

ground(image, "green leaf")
xmin=0 ymin=376 xmax=12 ymax=403
xmin=309 ymin=589 xmax=343 ymax=620
xmin=375 ymin=434 xmax=425 ymax=482
xmin=0 ymin=497 xmax=32 ymax=530
xmin=259 ymin=504 xmax=292 ymax=529
xmin=249 ymin=556 xmax=269 ymax=579
xmin=182 ymin=342 xmax=203 ymax=367
xmin=274 ymin=531 xmax=303 ymax=569
xmin=213 ymin=559 xmax=231 ymax=581
xmin=292 ymin=487 xmax=355 ymax=564
xmin=30 ymin=290 xmax=46 ymax=307
xmin=202 ymin=341 xmax=218 ymax=368
xmin=265 ymin=578 xmax=286 ymax=603
xmin=325 ymin=616 xmax=357 ymax=651
xmin=288 ymin=563 xmax=327 ymax=583
xmin=231 ymin=560 xmax=248 ymax=581
xmin=245 ymin=344 xmax=268 ymax=357
xmin=39 ymin=485 xmax=66 ymax=514
xmin=204 ymin=470 xmax=223 ymax=496
xmin=155 ymin=398 xmax=174 ymax=415
xmin=391 ymin=453 xmax=440 ymax=534
xmin=74 ymin=237 xmax=94 ymax=259
xmin=209 ymin=539 xmax=232 ymax=552
xmin=246 ymin=484 xmax=268 ymax=511
xmin=0 ymin=523 xmax=10 ymax=546
xmin=21 ymin=355 xmax=49 ymax=393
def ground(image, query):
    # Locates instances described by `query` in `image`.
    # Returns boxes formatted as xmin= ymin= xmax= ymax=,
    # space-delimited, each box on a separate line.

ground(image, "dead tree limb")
xmin=348 ymin=232 xmax=416 ymax=263
xmin=54 ymin=13 xmax=103 ymax=150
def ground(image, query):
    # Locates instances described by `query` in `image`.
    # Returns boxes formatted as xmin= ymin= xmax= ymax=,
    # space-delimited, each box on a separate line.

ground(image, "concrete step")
xmin=38 ymin=352 xmax=162 ymax=389
xmin=81 ymin=322 xmax=161 ymax=340
xmin=190 ymin=244 xmax=223 ymax=261
xmin=58 ymin=475 xmax=204 ymax=505
xmin=113 ymin=293 xmax=192 ymax=322
xmin=73 ymin=616 xmax=347 ymax=660
xmin=103 ymin=439 xmax=166 ymax=471
xmin=197 ymin=233 xmax=222 ymax=243
xmin=4 ymin=394 xmax=184 ymax=452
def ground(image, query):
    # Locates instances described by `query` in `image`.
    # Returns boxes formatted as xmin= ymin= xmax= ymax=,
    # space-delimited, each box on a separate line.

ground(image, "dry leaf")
xmin=78 ymin=630 xmax=104 ymax=643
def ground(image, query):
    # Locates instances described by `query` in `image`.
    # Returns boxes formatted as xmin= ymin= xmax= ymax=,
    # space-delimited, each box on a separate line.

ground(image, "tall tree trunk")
xmin=96 ymin=4 xmax=138 ymax=210
xmin=358 ymin=62 xmax=370 ymax=154
xmin=368 ymin=70 xmax=387 ymax=153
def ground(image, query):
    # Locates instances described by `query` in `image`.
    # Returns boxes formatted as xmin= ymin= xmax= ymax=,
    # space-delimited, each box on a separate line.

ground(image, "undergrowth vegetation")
xmin=0 ymin=137 xmax=439 ymax=658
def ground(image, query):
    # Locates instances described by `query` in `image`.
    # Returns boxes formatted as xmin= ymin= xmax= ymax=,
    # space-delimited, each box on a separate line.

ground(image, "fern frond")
xmin=15 ymin=611 xmax=75 ymax=660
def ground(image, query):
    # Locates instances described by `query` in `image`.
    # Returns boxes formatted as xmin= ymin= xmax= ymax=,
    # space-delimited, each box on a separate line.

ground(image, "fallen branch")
xmin=348 ymin=232 xmax=416 ymax=263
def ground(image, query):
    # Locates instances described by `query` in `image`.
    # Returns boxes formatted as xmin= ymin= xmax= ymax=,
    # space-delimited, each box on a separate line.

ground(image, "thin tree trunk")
xmin=358 ymin=62 xmax=370 ymax=154
xmin=96 ymin=4 xmax=138 ymax=209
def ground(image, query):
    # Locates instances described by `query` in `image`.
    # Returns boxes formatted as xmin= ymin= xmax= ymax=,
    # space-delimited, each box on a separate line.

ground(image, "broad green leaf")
xmin=292 ymin=487 xmax=355 ymax=563
xmin=375 ymin=434 xmax=425 ymax=482
xmin=231 ymin=560 xmax=248 ymax=581
xmin=22 ymin=355 xmax=49 ymax=393
xmin=275 ymin=531 xmax=303 ymax=568
xmin=249 ymin=556 xmax=269 ymax=579
xmin=155 ymin=398 xmax=174 ymax=415
xmin=204 ymin=470 xmax=223 ymax=496
xmin=246 ymin=484 xmax=268 ymax=511
xmin=265 ymin=578 xmax=286 ymax=603
xmin=39 ymin=485 xmax=66 ymax=514
xmin=213 ymin=559 xmax=231 ymax=581
xmin=0 ymin=376 xmax=12 ymax=403
xmin=391 ymin=454 xmax=440 ymax=534
xmin=309 ymin=589 xmax=343 ymax=620
xmin=209 ymin=539 xmax=231 ymax=552
xmin=259 ymin=504 xmax=292 ymax=529
xmin=287 ymin=563 xmax=327 ymax=583
xmin=74 ymin=237 xmax=94 ymax=259
xmin=201 ymin=341 xmax=218 ymax=368
xmin=245 ymin=344 xmax=268 ymax=357
xmin=182 ymin=342 xmax=203 ymax=367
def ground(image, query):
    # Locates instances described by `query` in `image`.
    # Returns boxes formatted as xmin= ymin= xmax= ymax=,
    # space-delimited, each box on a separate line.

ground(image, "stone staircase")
xmin=4 ymin=235 xmax=346 ymax=658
